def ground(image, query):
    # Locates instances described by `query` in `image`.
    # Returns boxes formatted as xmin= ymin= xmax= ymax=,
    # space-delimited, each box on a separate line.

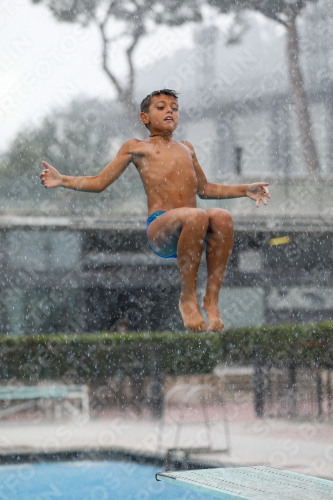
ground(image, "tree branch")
xmin=126 ymin=19 xmax=145 ymax=98
xmin=255 ymin=6 xmax=287 ymax=27
xmin=101 ymin=0 xmax=117 ymax=29
xmin=97 ymin=19 xmax=123 ymax=98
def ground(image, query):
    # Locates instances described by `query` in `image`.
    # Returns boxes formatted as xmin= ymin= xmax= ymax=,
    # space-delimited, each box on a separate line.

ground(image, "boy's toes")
xmin=202 ymin=297 xmax=224 ymax=332
xmin=179 ymin=300 xmax=207 ymax=333
xmin=185 ymin=318 xmax=207 ymax=333
xmin=194 ymin=321 xmax=206 ymax=333
xmin=208 ymin=317 xmax=224 ymax=332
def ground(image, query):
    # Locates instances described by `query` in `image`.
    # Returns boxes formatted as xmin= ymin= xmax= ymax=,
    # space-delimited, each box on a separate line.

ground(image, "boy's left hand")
xmin=246 ymin=182 xmax=270 ymax=208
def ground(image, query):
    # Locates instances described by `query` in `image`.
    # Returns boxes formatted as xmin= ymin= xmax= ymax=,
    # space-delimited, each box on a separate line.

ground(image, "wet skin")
xmin=40 ymin=94 xmax=270 ymax=332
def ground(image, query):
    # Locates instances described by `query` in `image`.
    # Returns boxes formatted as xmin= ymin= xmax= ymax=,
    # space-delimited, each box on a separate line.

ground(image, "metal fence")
xmin=254 ymin=347 xmax=333 ymax=419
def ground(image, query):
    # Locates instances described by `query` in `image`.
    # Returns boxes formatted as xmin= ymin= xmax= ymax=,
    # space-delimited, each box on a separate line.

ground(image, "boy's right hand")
xmin=40 ymin=161 xmax=62 ymax=188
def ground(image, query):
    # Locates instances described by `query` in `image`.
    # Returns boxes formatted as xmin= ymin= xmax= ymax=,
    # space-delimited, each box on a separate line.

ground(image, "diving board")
xmin=156 ymin=466 xmax=333 ymax=500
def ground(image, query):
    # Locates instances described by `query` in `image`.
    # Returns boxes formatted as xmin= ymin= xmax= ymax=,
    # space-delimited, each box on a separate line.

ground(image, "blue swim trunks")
xmin=146 ymin=210 xmax=178 ymax=259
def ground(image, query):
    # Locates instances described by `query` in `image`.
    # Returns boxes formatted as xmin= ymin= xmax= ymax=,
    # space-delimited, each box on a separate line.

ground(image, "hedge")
xmin=0 ymin=321 xmax=332 ymax=381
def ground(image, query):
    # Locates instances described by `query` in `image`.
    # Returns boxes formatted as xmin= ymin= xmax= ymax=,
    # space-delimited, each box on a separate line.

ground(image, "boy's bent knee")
xmin=186 ymin=208 xmax=209 ymax=229
xmin=208 ymin=208 xmax=233 ymax=231
xmin=222 ymin=209 xmax=234 ymax=228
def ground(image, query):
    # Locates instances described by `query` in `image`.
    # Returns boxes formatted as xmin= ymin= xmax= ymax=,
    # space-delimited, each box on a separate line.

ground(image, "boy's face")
xmin=140 ymin=94 xmax=179 ymax=134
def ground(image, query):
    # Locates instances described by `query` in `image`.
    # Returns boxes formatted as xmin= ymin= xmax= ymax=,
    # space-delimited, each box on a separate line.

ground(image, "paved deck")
xmin=0 ymin=404 xmax=332 ymax=480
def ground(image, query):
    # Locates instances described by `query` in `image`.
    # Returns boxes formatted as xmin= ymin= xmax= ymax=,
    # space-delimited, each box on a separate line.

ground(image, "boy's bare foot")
xmin=202 ymin=296 xmax=224 ymax=332
xmin=179 ymin=296 xmax=207 ymax=333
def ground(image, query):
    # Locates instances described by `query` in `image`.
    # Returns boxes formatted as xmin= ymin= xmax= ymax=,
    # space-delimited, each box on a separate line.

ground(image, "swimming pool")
xmin=0 ymin=461 xmax=208 ymax=499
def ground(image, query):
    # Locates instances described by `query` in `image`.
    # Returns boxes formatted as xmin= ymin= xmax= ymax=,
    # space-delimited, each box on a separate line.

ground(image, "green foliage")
xmin=0 ymin=97 xmax=144 ymax=215
xmin=0 ymin=332 xmax=222 ymax=381
xmin=0 ymin=322 xmax=332 ymax=381
xmin=1 ymin=98 xmax=126 ymax=179
xmin=207 ymin=0 xmax=317 ymax=20
xmin=31 ymin=0 xmax=202 ymax=27
xmin=219 ymin=322 xmax=333 ymax=365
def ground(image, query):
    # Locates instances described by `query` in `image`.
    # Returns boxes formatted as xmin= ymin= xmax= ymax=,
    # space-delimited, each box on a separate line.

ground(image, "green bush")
xmin=0 ymin=322 xmax=332 ymax=381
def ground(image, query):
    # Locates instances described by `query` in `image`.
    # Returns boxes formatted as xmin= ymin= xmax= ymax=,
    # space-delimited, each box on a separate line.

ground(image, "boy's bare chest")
xmin=134 ymin=143 xmax=194 ymax=181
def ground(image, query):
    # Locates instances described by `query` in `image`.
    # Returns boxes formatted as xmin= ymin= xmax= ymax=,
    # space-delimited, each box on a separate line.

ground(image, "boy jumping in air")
xmin=40 ymin=89 xmax=270 ymax=333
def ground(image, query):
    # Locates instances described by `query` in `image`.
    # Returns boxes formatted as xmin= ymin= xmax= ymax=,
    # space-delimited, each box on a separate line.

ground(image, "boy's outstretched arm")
xmin=40 ymin=139 xmax=135 ymax=192
xmin=184 ymin=141 xmax=270 ymax=208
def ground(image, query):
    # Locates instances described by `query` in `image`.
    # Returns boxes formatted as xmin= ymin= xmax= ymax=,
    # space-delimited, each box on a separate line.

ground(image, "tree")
xmin=207 ymin=0 xmax=320 ymax=174
xmin=31 ymin=0 xmax=202 ymax=128
xmin=302 ymin=0 xmax=333 ymax=89
xmin=0 ymin=98 xmax=145 ymax=215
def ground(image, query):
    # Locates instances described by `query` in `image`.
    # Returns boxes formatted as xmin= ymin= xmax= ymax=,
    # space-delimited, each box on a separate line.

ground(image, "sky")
xmin=0 ymin=0 xmax=195 ymax=152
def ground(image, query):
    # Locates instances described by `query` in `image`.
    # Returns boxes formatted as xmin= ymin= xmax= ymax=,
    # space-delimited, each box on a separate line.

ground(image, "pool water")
xmin=0 ymin=461 xmax=208 ymax=499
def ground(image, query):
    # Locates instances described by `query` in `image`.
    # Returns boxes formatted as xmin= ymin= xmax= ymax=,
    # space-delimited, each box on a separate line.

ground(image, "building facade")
xmin=1 ymin=215 xmax=333 ymax=334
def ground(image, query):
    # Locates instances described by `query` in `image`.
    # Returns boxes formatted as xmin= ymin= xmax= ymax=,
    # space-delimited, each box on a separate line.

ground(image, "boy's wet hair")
xmin=140 ymin=89 xmax=179 ymax=113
